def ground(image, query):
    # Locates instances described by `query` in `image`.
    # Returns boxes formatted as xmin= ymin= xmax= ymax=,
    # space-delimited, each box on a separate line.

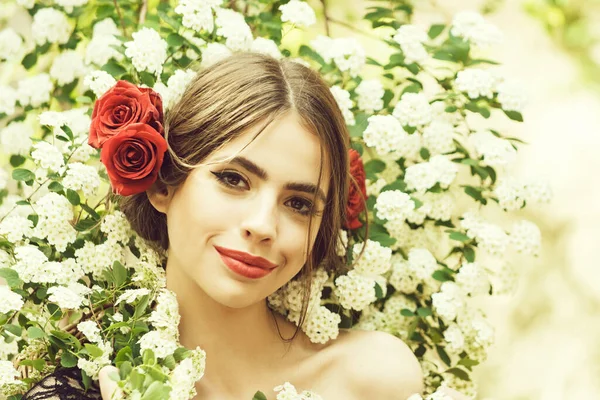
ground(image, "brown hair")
xmin=119 ymin=52 xmax=362 ymax=341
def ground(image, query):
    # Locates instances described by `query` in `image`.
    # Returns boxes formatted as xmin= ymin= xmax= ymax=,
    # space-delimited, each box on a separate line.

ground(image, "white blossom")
xmin=17 ymin=73 xmax=53 ymax=107
xmin=124 ymin=27 xmax=168 ymax=75
xmin=31 ymin=7 xmax=72 ymax=45
xmin=175 ymin=0 xmax=216 ymax=32
xmin=215 ymin=8 xmax=253 ymax=51
xmin=451 ymin=10 xmax=503 ymax=48
xmin=523 ymin=180 xmax=553 ymax=204
xmin=0 ymin=215 xmax=33 ymax=243
xmin=334 ymin=270 xmax=377 ymax=311
xmin=392 ymin=92 xmax=433 ymax=127
xmin=47 ymin=283 xmax=90 ymax=309
xmin=200 ymin=42 xmax=232 ymax=68
xmin=422 ymin=119 xmax=456 ymax=156
xmin=85 ymin=34 xmax=123 ymax=66
xmin=0 ymin=85 xmax=17 ymax=115
xmin=0 ymin=28 xmax=23 ymax=60
xmin=83 ymin=70 xmax=117 ymax=98
xmin=138 ymin=330 xmax=178 ymax=358
xmin=0 ymin=121 xmax=32 ymax=156
xmin=251 ymin=37 xmax=281 ymax=59
xmin=510 ymin=220 xmax=541 ymax=256
xmin=310 ymin=35 xmax=366 ymax=77
xmin=352 ymin=239 xmax=392 ymax=276
xmin=302 ymin=306 xmax=341 ymax=344
xmin=363 ymin=115 xmax=407 ymax=155
xmin=50 ymin=50 xmax=87 ymax=86
xmin=355 ymin=79 xmax=384 ymax=113
xmin=280 ymin=0 xmax=316 ymax=28
xmin=329 ymin=85 xmax=355 ymax=126
xmin=0 ymin=286 xmax=24 ymax=314
xmin=455 ymin=262 xmax=490 ymax=296
xmin=374 ymin=190 xmax=415 ymax=222
xmin=454 ymin=68 xmax=498 ymax=99
xmin=469 ymin=130 xmax=517 ymax=168
xmin=497 ymin=79 xmax=527 ymax=112
xmin=55 ymin=0 xmax=88 ymax=13
xmin=0 ymin=360 xmax=20 ymax=386
xmin=393 ymin=24 xmax=429 ymax=65
xmin=77 ymin=320 xmax=102 ymax=343
xmin=31 ymin=141 xmax=65 ymax=173
xmin=494 ymin=176 xmax=525 ymax=211
xmin=63 ymin=162 xmax=101 ymax=198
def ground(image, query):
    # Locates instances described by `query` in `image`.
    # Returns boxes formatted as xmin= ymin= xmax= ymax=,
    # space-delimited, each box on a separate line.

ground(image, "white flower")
xmin=329 ymin=85 xmax=355 ymax=126
xmin=375 ymin=190 xmax=415 ymax=222
xmin=32 ymin=141 xmax=66 ymax=172
xmin=77 ymin=320 xmax=102 ymax=343
xmin=85 ymin=34 xmax=123 ymax=66
xmin=55 ymin=0 xmax=88 ymax=13
xmin=494 ymin=176 xmax=525 ymax=211
xmin=451 ymin=10 xmax=503 ymax=48
xmin=175 ymin=0 xmax=216 ymax=32
xmin=215 ymin=8 xmax=253 ymax=51
xmin=431 ymin=282 xmax=465 ymax=322
xmin=50 ymin=50 xmax=87 ymax=86
xmin=455 ymin=68 xmax=498 ymax=99
xmin=83 ymin=70 xmax=117 ymax=98
xmin=302 ymin=306 xmax=341 ymax=344
xmin=523 ymin=180 xmax=553 ymax=204
xmin=148 ymin=289 xmax=180 ymax=339
xmin=424 ymin=192 xmax=454 ymax=221
xmin=311 ymin=35 xmax=366 ymax=77
xmin=200 ymin=42 xmax=232 ymax=68
xmin=17 ymin=73 xmax=54 ymax=107
xmin=389 ymin=257 xmax=419 ymax=294
xmin=63 ymin=162 xmax=101 ymax=198
xmin=0 ymin=214 xmax=34 ymax=243
xmin=100 ymin=210 xmax=132 ymax=244
xmin=334 ymin=270 xmax=377 ymax=311
xmin=0 ymin=121 xmax=33 ymax=156
xmin=455 ymin=262 xmax=490 ymax=296
xmin=0 ymin=27 xmax=23 ymax=60
xmin=363 ymin=115 xmax=407 ymax=155
xmin=335 ymin=229 xmax=348 ymax=257
xmin=16 ymin=0 xmax=34 ymax=8
xmin=422 ymin=119 xmax=456 ymax=156
xmin=392 ymin=92 xmax=433 ymax=127
xmin=510 ymin=220 xmax=541 ymax=256
xmin=497 ymin=79 xmax=527 ymax=112
xmin=115 ymin=288 xmax=151 ymax=305
xmin=77 ymin=341 xmax=112 ymax=379
xmin=469 ymin=130 xmax=517 ymax=168
xmin=138 ymin=330 xmax=178 ymax=358
xmin=251 ymin=37 xmax=281 ymax=59
xmin=355 ymin=79 xmax=384 ymax=113
xmin=31 ymin=7 xmax=72 ymax=45
xmin=124 ymin=27 xmax=168 ymax=75
xmin=444 ymin=324 xmax=465 ymax=354
xmin=429 ymin=155 xmax=458 ymax=188
xmin=32 ymin=192 xmax=77 ymax=252
xmin=393 ymin=24 xmax=429 ymax=65
xmin=0 ymin=360 xmax=20 ymax=386
xmin=404 ymin=162 xmax=438 ymax=193
xmin=47 ymin=283 xmax=91 ymax=309
xmin=407 ymin=248 xmax=437 ymax=281
xmin=280 ymin=0 xmax=317 ymax=28
xmin=168 ymin=347 xmax=207 ymax=400
xmin=352 ymin=239 xmax=392 ymax=276
xmin=0 ymin=286 xmax=24 ymax=314
xmin=476 ymin=223 xmax=509 ymax=256
xmin=0 ymin=84 xmax=17 ymax=115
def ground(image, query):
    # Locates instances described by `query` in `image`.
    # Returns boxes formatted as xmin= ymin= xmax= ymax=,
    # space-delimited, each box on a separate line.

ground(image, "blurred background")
xmin=304 ymin=0 xmax=600 ymax=398
xmin=2 ymin=0 xmax=599 ymax=398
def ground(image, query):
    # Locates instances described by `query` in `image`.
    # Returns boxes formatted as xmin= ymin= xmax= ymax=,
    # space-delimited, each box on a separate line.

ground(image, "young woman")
xmin=26 ymin=52 xmax=426 ymax=399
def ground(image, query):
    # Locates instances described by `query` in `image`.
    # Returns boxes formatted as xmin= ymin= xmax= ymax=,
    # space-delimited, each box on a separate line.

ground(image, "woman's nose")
xmin=240 ymin=192 xmax=278 ymax=242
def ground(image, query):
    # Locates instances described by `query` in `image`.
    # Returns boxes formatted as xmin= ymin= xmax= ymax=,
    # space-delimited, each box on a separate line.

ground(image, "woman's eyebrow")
xmin=226 ymin=155 xmax=327 ymax=203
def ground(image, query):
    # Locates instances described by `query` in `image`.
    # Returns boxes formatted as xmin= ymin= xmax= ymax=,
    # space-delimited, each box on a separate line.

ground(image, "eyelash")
xmin=211 ymin=171 xmax=322 ymax=217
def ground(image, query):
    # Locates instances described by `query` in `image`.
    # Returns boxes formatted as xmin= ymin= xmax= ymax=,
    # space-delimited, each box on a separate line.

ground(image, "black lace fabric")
xmin=21 ymin=368 xmax=102 ymax=400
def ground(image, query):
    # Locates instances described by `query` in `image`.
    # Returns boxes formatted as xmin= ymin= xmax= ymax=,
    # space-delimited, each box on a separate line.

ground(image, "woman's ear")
xmin=146 ymin=181 xmax=175 ymax=215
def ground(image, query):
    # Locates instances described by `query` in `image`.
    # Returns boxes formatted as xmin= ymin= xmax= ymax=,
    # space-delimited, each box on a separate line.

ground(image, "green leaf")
xmin=432 ymin=51 xmax=454 ymax=62
xmin=162 ymin=354 xmax=176 ymax=369
xmin=347 ymin=112 xmax=369 ymax=138
xmin=428 ymin=24 xmax=446 ymax=39
xmin=463 ymin=246 xmax=475 ymax=262
xmin=166 ymin=33 xmax=185 ymax=47
xmin=432 ymin=270 xmax=453 ymax=282
xmin=9 ymin=155 xmax=26 ymax=167
xmin=0 ymin=268 xmax=23 ymax=288
xmin=12 ymin=168 xmax=35 ymax=182
xmin=419 ymin=147 xmax=430 ymax=160
xmin=449 ymin=231 xmax=471 ymax=242
xmin=84 ymin=343 xmax=104 ymax=358
xmin=66 ymin=189 xmax=80 ymax=206
xmin=112 ymin=260 xmax=128 ymax=287
xmin=60 ymin=351 xmax=78 ymax=368
xmin=80 ymin=203 xmax=101 ymax=220
xmin=134 ymin=295 xmax=151 ymax=318
xmin=445 ymin=367 xmax=470 ymax=381
xmin=374 ymin=282 xmax=384 ymax=299
xmin=367 ymin=224 xmax=396 ymax=247
xmin=363 ymin=159 xmax=386 ymax=176
xmin=22 ymin=52 xmax=38 ymax=70
xmin=27 ymin=326 xmax=46 ymax=339
xmin=141 ymin=381 xmax=171 ymax=400
xmin=74 ymin=218 xmax=98 ymax=232
xmin=48 ymin=181 xmax=64 ymax=192
xmin=400 ymin=309 xmax=415 ymax=317
xmin=503 ymin=110 xmax=524 ymax=122
xmin=252 ymin=392 xmax=268 ymax=400
xmin=416 ymin=307 xmax=432 ymax=317
xmin=4 ymin=324 xmax=22 ymax=337
xmin=142 ymin=348 xmax=156 ymax=365
xmin=298 ymin=45 xmax=325 ymax=66
xmin=366 ymin=57 xmax=382 ymax=66
xmin=96 ymin=5 xmax=113 ymax=19
xmin=139 ymin=71 xmax=156 ymax=87
xmin=436 ymin=345 xmax=451 ymax=367
xmin=464 ymin=186 xmax=487 ymax=204
xmin=102 ymin=62 xmax=127 ymax=78
xmin=81 ymin=369 xmax=92 ymax=390
xmin=458 ymin=357 xmax=479 ymax=368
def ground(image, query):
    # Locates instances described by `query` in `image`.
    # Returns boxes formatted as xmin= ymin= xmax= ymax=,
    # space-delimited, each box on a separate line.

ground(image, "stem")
xmin=113 ymin=0 xmax=128 ymax=37
xmin=139 ymin=0 xmax=148 ymax=25
xmin=327 ymin=16 xmax=381 ymax=40
xmin=320 ymin=0 xmax=330 ymax=36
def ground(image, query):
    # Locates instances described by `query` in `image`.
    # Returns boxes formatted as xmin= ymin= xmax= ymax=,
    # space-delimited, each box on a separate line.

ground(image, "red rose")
xmin=344 ymin=149 xmax=367 ymax=230
xmin=89 ymin=80 xmax=164 ymax=149
xmin=100 ymin=123 xmax=168 ymax=196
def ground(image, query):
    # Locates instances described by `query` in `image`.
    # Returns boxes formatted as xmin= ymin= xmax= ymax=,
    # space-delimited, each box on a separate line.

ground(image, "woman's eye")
xmin=287 ymin=198 xmax=314 ymax=216
xmin=211 ymin=171 xmax=248 ymax=189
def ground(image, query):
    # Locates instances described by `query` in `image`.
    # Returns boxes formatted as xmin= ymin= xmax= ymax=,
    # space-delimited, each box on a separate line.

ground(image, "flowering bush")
xmin=0 ymin=1 xmax=552 ymax=399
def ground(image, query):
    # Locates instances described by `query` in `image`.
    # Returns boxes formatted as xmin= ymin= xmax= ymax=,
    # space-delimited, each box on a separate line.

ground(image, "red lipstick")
xmin=214 ymin=246 xmax=278 ymax=279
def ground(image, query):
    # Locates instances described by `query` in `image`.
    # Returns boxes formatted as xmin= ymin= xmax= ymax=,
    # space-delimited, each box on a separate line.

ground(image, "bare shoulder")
xmin=336 ymin=329 xmax=424 ymax=399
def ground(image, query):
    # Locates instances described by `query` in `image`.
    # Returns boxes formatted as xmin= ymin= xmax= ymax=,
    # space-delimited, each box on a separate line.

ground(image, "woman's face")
xmin=161 ymin=111 xmax=330 ymax=308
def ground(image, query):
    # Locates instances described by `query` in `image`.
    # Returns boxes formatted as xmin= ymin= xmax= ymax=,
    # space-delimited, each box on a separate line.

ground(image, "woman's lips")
xmin=215 ymin=247 xmax=276 ymax=279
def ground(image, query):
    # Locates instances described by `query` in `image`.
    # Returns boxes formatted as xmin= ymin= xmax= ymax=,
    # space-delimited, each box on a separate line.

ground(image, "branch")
xmin=113 ymin=0 xmax=127 ymax=37
xmin=320 ymin=0 xmax=330 ymax=36
xmin=139 ymin=0 xmax=148 ymax=25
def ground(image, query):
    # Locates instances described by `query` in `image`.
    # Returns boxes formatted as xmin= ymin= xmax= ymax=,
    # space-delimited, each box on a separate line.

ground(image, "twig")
xmin=139 ymin=0 xmax=148 ymax=25
xmin=326 ymin=16 xmax=381 ymax=40
xmin=320 ymin=0 xmax=330 ymax=36
xmin=113 ymin=0 xmax=127 ymax=37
